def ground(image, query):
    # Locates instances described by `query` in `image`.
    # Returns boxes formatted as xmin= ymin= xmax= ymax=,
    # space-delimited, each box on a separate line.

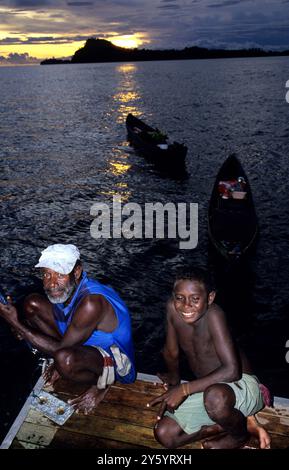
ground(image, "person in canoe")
xmin=0 ymin=244 xmax=136 ymax=414
xmin=148 ymin=267 xmax=271 ymax=449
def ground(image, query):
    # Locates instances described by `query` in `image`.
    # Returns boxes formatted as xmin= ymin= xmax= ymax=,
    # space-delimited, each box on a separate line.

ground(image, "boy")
xmin=149 ymin=268 xmax=270 ymax=449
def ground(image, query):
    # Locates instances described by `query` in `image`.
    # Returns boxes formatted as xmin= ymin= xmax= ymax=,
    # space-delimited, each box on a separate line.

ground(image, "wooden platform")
xmin=1 ymin=373 xmax=289 ymax=449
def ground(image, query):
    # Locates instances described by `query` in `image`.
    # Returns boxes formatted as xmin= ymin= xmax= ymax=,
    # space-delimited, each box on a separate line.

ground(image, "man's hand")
xmin=0 ymin=302 xmax=18 ymax=323
xmin=10 ymin=327 xmax=24 ymax=341
xmin=147 ymin=384 xmax=186 ymax=420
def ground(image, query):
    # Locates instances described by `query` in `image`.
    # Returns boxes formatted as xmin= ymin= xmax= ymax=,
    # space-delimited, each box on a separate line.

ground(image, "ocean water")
xmin=1 ymin=57 xmax=289 ymax=440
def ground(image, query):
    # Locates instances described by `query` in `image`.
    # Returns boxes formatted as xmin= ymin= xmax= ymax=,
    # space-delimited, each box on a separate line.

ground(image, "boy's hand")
xmin=157 ymin=372 xmax=180 ymax=390
xmin=147 ymin=385 xmax=186 ymax=420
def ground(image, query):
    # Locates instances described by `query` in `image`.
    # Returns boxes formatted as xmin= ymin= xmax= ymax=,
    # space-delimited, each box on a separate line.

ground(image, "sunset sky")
xmin=0 ymin=0 xmax=289 ymax=65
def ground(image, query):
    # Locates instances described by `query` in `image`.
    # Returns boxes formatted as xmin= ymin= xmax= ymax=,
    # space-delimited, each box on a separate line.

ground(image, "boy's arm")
xmin=149 ymin=305 xmax=241 ymax=412
xmin=159 ymin=300 xmax=180 ymax=386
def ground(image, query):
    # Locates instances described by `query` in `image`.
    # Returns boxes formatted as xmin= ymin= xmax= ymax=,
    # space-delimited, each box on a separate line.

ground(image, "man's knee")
xmin=204 ymin=383 xmax=235 ymax=420
xmin=54 ymin=348 xmax=76 ymax=378
xmin=23 ymin=293 xmax=46 ymax=319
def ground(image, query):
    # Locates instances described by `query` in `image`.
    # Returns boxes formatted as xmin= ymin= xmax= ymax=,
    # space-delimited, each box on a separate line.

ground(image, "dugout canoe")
xmin=208 ymin=154 xmax=258 ymax=261
xmin=126 ymin=113 xmax=187 ymax=171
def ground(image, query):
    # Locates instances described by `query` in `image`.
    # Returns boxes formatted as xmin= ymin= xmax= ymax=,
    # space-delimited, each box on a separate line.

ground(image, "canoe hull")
xmin=126 ymin=113 xmax=187 ymax=168
xmin=208 ymin=155 xmax=258 ymax=260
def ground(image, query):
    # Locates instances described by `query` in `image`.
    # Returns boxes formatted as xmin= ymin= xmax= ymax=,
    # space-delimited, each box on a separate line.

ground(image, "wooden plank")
xmin=46 ymin=430 xmax=147 ymax=450
xmin=0 ymin=375 xmax=45 ymax=449
xmin=4 ymin=371 xmax=289 ymax=450
xmin=11 ymin=440 xmax=46 ymax=450
xmin=51 ymin=379 xmax=164 ymax=399
xmin=23 ymin=404 xmax=289 ymax=449
xmin=14 ymin=414 xmax=162 ymax=448
xmin=18 ymin=408 xmax=201 ymax=449
xmin=273 ymin=397 xmax=289 ymax=409
xmin=26 ymin=400 xmax=158 ymax=429
xmin=269 ymin=434 xmax=289 ymax=449
xmin=15 ymin=421 xmax=58 ymax=447
xmin=256 ymin=407 xmax=289 ymax=437
xmin=22 ymin=405 xmax=289 ymax=449
xmin=258 ymin=406 xmax=289 ymax=418
xmin=255 ymin=416 xmax=289 ymax=437
xmin=12 ymin=428 xmax=146 ymax=450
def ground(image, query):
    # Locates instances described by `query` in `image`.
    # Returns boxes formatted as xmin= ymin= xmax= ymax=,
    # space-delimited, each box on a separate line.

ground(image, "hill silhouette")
xmin=40 ymin=38 xmax=289 ymax=65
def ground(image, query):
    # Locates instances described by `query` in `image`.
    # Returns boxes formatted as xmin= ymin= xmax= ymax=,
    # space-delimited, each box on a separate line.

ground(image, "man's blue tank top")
xmin=53 ymin=272 xmax=135 ymax=383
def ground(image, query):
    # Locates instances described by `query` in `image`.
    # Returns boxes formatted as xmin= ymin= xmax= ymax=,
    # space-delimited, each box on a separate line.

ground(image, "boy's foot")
xmin=202 ymin=432 xmax=249 ymax=449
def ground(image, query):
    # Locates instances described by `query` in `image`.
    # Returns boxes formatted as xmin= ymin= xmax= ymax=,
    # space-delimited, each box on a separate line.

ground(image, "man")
xmin=0 ymin=244 xmax=136 ymax=413
xmin=148 ymin=268 xmax=271 ymax=449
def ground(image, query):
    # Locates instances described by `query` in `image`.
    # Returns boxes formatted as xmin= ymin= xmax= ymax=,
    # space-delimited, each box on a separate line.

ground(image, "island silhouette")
xmin=41 ymin=38 xmax=289 ymax=65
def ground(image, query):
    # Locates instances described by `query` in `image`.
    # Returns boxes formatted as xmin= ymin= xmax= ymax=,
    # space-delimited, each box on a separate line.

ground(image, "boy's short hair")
xmin=174 ymin=267 xmax=216 ymax=295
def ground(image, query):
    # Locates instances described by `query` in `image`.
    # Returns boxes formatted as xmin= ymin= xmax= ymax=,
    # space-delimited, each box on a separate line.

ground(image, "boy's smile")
xmin=173 ymin=279 xmax=215 ymax=324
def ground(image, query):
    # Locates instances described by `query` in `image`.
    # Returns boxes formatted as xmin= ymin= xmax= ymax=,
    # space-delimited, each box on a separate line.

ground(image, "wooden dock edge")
xmin=0 ymin=375 xmax=45 ymax=450
xmin=1 ymin=372 xmax=288 ymax=449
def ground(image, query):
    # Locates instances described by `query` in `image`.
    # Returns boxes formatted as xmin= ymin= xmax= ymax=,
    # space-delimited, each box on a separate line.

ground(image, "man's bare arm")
xmin=0 ymin=295 xmax=106 ymax=356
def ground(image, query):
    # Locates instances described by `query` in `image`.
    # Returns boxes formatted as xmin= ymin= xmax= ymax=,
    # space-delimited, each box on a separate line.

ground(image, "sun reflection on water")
xmin=109 ymin=161 xmax=131 ymax=175
xmin=99 ymin=189 xmax=131 ymax=203
xmin=113 ymin=62 xmax=142 ymax=123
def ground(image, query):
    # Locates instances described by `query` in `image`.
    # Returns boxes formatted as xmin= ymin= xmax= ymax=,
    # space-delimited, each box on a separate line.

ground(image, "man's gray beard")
xmin=45 ymin=281 xmax=76 ymax=304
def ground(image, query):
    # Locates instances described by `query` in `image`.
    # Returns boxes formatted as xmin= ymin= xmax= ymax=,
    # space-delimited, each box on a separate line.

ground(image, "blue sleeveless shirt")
xmin=53 ymin=272 xmax=136 ymax=383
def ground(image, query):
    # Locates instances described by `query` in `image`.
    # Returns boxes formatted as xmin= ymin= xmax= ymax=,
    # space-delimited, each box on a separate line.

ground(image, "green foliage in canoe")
xmin=147 ymin=129 xmax=168 ymax=142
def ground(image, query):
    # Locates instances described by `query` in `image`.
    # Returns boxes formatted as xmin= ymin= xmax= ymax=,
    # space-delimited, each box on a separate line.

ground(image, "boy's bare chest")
xmin=174 ymin=319 xmax=217 ymax=374
xmin=175 ymin=318 xmax=209 ymax=350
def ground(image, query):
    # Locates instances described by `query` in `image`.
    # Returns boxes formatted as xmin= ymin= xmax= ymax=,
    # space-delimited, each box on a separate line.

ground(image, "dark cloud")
xmin=8 ymin=1 xmax=55 ymax=6
xmin=0 ymin=34 xmax=91 ymax=45
xmin=1 ymin=0 xmax=289 ymax=63
xmin=158 ymin=4 xmax=181 ymax=9
xmin=207 ymin=0 xmax=250 ymax=7
xmin=67 ymin=2 xmax=93 ymax=6
xmin=0 ymin=52 xmax=39 ymax=64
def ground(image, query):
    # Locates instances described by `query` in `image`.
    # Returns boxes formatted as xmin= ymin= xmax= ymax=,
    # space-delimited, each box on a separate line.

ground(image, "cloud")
xmin=207 ymin=0 xmax=249 ymax=7
xmin=0 ymin=51 xmax=39 ymax=64
xmin=0 ymin=34 xmax=91 ymax=45
xmin=67 ymin=2 xmax=93 ymax=6
xmin=8 ymin=1 xmax=55 ymax=6
xmin=158 ymin=4 xmax=181 ymax=9
xmin=0 ymin=0 xmax=289 ymax=57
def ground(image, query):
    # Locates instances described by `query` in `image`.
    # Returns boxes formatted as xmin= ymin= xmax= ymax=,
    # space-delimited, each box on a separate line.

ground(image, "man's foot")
xmin=202 ymin=432 xmax=249 ymax=449
xmin=68 ymin=385 xmax=110 ymax=415
xmin=43 ymin=363 xmax=60 ymax=390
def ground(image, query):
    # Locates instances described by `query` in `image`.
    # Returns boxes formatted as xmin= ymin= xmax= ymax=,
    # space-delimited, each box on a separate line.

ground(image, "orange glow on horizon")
xmin=0 ymin=39 xmax=86 ymax=61
xmin=108 ymin=34 xmax=147 ymax=49
xmin=0 ymin=31 xmax=150 ymax=63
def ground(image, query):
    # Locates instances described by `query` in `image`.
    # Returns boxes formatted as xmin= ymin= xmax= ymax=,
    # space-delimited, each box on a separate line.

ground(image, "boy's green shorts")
xmin=164 ymin=373 xmax=264 ymax=435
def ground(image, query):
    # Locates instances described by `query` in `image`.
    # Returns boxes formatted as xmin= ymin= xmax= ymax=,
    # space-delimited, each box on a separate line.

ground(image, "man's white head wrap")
xmin=35 ymin=244 xmax=80 ymax=275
